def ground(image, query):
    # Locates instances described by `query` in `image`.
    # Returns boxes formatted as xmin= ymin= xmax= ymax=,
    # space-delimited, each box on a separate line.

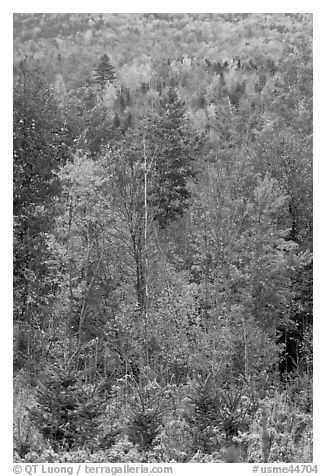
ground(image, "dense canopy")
xmin=13 ymin=13 xmax=313 ymax=464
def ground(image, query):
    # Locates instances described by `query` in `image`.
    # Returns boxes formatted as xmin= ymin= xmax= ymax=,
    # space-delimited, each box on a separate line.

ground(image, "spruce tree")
xmin=93 ymin=54 xmax=116 ymax=91
xmin=149 ymin=87 xmax=196 ymax=228
xmin=13 ymin=60 xmax=70 ymax=371
xmin=28 ymin=365 xmax=106 ymax=451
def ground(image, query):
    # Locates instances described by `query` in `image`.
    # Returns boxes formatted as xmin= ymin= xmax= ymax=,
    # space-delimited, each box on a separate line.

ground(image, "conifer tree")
xmin=13 ymin=60 xmax=70 ymax=371
xmin=149 ymin=87 xmax=196 ymax=228
xmin=93 ymin=54 xmax=116 ymax=91
xmin=28 ymin=364 xmax=106 ymax=451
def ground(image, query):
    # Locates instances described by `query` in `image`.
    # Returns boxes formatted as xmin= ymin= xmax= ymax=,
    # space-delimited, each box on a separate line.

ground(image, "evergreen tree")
xmin=13 ymin=60 xmax=70 ymax=371
xmin=149 ymin=87 xmax=196 ymax=228
xmin=28 ymin=364 xmax=106 ymax=451
xmin=93 ymin=54 xmax=116 ymax=90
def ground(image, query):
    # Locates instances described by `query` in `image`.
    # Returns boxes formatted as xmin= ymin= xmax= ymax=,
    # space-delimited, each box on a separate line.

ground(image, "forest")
xmin=13 ymin=13 xmax=313 ymax=464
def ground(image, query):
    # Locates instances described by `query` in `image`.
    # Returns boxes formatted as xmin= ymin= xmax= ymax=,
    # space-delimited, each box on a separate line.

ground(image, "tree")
xmin=28 ymin=363 xmax=106 ymax=451
xmin=13 ymin=59 xmax=70 ymax=372
xmin=187 ymin=160 xmax=300 ymax=383
xmin=46 ymin=153 xmax=130 ymax=381
xmin=93 ymin=54 xmax=116 ymax=93
xmin=148 ymin=87 xmax=197 ymax=228
xmin=105 ymin=128 xmax=152 ymax=374
xmin=64 ymin=82 xmax=119 ymax=157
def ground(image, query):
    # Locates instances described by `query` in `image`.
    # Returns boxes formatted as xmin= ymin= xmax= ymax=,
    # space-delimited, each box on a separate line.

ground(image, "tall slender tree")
xmin=93 ymin=54 xmax=116 ymax=94
xmin=148 ymin=87 xmax=197 ymax=228
xmin=13 ymin=60 xmax=70 ymax=371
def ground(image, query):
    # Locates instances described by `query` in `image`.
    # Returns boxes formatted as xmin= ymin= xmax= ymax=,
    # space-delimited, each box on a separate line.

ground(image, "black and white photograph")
xmin=12 ymin=9 xmax=315 ymax=469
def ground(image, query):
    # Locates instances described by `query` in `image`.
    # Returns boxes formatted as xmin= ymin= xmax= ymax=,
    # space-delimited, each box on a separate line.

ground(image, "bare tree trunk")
xmin=242 ymin=315 xmax=249 ymax=381
xmin=68 ymin=200 xmax=74 ymax=359
xmin=262 ymin=405 xmax=270 ymax=463
xmin=143 ymin=139 xmax=149 ymax=369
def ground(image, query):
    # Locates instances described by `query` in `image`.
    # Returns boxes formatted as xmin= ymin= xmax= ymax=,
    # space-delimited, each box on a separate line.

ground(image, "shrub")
xmin=151 ymin=416 xmax=193 ymax=462
xmin=285 ymin=371 xmax=313 ymax=414
xmin=106 ymin=436 xmax=145 ymax=462
xmin=15 ymin=437 xmax=145 ymax=463
xmin=13 ymin=376 xmax=44 ymax=458
xmin=188 ymin=450 xmax=223 ymax=463
xmin=246 ymin=391 xmax=313 ymax=463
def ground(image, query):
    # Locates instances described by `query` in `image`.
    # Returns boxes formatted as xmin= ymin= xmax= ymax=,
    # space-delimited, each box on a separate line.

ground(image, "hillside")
xmin=13 ymin=13 xmax=313 ymax=464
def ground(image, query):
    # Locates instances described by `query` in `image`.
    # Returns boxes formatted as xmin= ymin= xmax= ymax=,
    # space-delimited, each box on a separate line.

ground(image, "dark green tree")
xmin=28 ymin=364 xmax=106 ymax=451
xmin=93 ymin=54 xmax=116 ymax=92
xmin=13 ymin=59 xmax=70 ymax=371
xmin=149 ymin=87 xmax=197 ymax=228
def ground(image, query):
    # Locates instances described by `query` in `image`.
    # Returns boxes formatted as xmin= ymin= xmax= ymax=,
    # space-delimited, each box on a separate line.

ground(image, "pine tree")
xmin=149 ymin=87 xmax=196 ymax=228
xmin=93 ymin=54 xmax=116 ymax=91
xmin=13 ymin=60 xmax=70 ymax=371
xmin=28 ymin=365 xmax=106 ymax=451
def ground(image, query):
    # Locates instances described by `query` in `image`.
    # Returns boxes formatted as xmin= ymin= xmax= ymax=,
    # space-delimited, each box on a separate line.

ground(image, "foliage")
xmin=14 ymin=383 xmax=313 ymax=463
xmin=14 ymin=438 xmax=145 ymax=463
xmin=13 ymin=375 xmax=44 ymax=458
xmin=185 ymin=374 xmax=259 ymax=454
xmin=148 ymin=87 xmax=197 ymax=227
xmin=151 ymin=416 xmax=193 ymax=462
xmin=113 ymin=370 xmax=172 ymax=453
xmin=28 ymin=364 xmax=107 ymax=451
xmin=13 ymin=59 xmax=72 ymax=375
xmin=246 ymin=391 xmax=313 ymax=463
xmin=13 ymin=13 xmax=312 ymax=464
xmin=93 ymin=54 xmax=116 ymax=88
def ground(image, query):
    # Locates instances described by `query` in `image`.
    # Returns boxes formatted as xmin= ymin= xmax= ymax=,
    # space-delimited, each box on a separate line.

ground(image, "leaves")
xmin=13 ymin=14 xmax=312 ymax=463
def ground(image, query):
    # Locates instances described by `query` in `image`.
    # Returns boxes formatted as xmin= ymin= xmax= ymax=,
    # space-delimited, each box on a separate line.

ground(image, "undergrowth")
xmin=13 ymin=369 xmax=313 ymax=463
